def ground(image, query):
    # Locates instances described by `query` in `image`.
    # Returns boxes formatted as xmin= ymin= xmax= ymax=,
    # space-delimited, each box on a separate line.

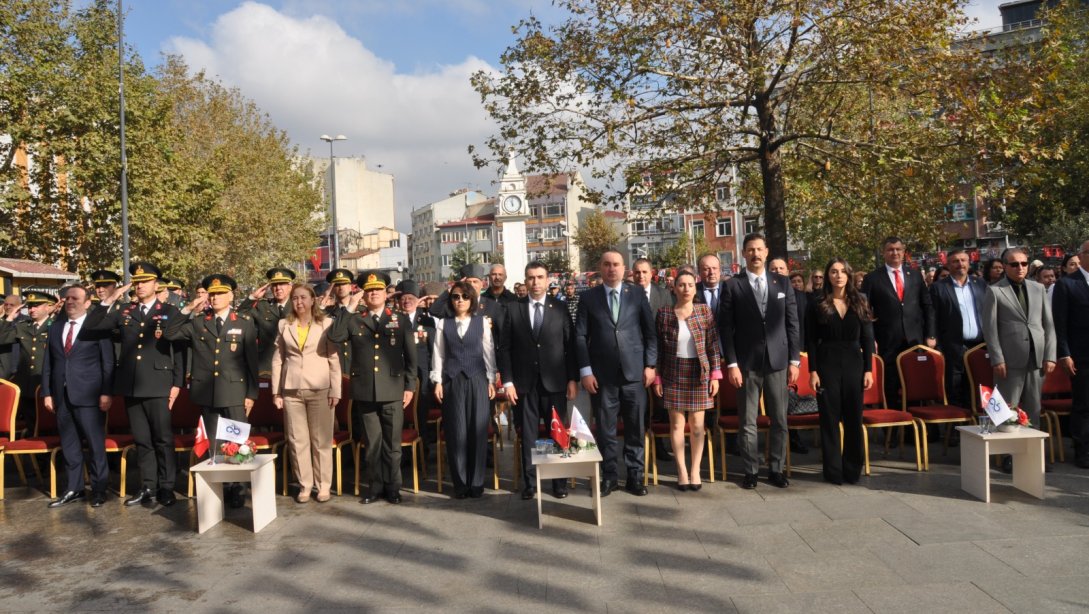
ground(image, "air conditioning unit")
xmin=963 ymin=239 xmax=977 ymax=249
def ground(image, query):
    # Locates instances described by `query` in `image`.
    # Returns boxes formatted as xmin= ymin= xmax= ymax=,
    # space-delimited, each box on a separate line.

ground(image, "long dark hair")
xmin=817 ymin=258 xmax=873 ymax=322
xmin=983 ymin=258 xmax=1004 ymax=284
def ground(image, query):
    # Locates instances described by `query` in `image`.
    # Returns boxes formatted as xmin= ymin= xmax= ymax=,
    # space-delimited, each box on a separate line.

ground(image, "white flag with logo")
xmin=215 ymin=417 xmax=251 ymax=444
xmin=980 ymin=385 xmax=1015 ymax=427
xmin=569 ymin=406 xmax=595 ymax=444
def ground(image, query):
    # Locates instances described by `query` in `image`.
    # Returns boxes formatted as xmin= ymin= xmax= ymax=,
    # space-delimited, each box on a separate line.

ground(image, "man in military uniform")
xmin=329 ymin=271 xmax=417 ymax=504
xmin=396 ymin=279 xmax=437 ymax=459
xmin=324 ymin=268 xmax=355 ymax=372
xmin=89 ymin=270 xmax=122 ymax=306
xmin=164 ymin=274 xmax=258 ymax=508
xmin=162 ymin=278 xmax=186 ymax=308
xmin=238 ymin=267 xmax=296 ymax=374
xmin=0 ymin=293 xmax=27 ymax=381
xmin=85 ymin=262 xmax=187 ymax=507
xmin=0 ymin=290 xmax=57 ymax=431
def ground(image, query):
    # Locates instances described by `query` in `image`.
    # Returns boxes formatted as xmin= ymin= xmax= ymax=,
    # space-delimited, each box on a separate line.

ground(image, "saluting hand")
xmin=183 ymin=294 xmax=208 ymax=315
xmin=347 ymin=289 xmax=365 ymax=313
xmin=105 ymin=282 xmax=132 ymax=305
xmin=250 ymin=283 xmax=270 ymax=301
xmin=319 ymin=288 xmax=335 ymax=309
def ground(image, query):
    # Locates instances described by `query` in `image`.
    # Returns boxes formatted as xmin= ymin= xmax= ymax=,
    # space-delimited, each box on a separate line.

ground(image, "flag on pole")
xmin=980 ymin=385 xmax=1015 ymax=426
xmin=193 ymin=416 xmax=209 ymax=458
xmin=550 ymin=407 xmax=570 ymax=449
xmin=215 ymin=417 xmax=251 ymax=444
xmin=569 ymin=406 xmax=595 ymax=444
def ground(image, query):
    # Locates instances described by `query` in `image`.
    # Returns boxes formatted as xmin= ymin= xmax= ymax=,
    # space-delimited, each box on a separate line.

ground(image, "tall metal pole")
xmin=118 ymin=0 xmax=130 ymax=280
xmin=328 ymin=141 xmax=339 ymax=270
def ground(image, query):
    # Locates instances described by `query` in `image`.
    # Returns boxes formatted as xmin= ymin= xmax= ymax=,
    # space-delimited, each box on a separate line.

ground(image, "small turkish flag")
xmin=550 ymin=407 xmax=570 ymax=450
xmin=193 ymin=416 xmax=209 ymax=458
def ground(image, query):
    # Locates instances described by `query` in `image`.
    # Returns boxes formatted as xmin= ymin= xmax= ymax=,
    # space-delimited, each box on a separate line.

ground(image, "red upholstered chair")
xmin=102 ymin=395 xmax=136 ymax=496
xmin=896 ymin=345 xmax=972 ymax=469
xmin=962 ymin=343 xmax=992 ymax=417
xmin=1041 ymin=367 xmax=1072 ymax=463
xmin=784 ymin=353 xmax=822 ymax=477
xmin=861 ymin=356 xmax=923 ymax=473
xmin=170 ymin=386 xmax=203 ymax=497
xmin=353 ymin=381 xmax=425 ymax=496
xmin=0 ymin=378 xmax=20 ymax=499
xmin=248 ymin=379 xmax=285 ymax=457
xmin=716 ymin=377 xmax=770 ymax=479
xmin=649 ymin=385 xmax=717 ymax=485
xmin=331 ymin=376 xmax=353 ymax=496
xmin=3 ymin=386 xmax=63 ymax=497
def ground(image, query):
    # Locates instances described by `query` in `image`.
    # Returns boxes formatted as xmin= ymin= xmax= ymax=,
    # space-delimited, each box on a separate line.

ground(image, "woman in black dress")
xmin=805 ymin=259 xmax=875 ymax=485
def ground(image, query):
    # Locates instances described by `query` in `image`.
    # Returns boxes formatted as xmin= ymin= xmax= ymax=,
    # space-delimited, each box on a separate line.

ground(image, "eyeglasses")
xmin=1006 ymin=261 xmax=1029 ymax=268
xmin=450 ymin=293 xmax=470 ymax=301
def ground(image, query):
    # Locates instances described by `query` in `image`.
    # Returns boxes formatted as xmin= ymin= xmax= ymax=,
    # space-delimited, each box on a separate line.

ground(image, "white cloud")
xmin=963 ymin=0 xmax=1004 ymax=31
xmin=165 ymin=1 xmax=500 ymax=231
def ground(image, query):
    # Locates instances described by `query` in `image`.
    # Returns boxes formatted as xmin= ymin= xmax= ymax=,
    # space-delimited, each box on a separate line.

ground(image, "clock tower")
xmin=497 ymin=151 xmax=529 ymax=289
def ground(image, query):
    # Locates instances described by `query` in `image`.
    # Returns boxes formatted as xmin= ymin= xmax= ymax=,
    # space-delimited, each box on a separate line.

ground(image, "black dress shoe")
xmin=361 ymin=494 xmax=382 ymax=504
xmin=768 ymin=472 xmax=790 ymax=488
xmin=1000 ymin=455 xmax=1013 ymax=474
xmin=90 ymin=492 xmax=107 ymax=507
xmin=521 ymin=486 xmax=537 ymax=500
xmin=552 ymin=484 xmax=568 ymax=499
xmin=676 ymin=482 xmax=690 ymax=492
xmin=600 ymin=479 xmax=619 ymax=497
xmin=453 ymin=489 xmax=469 ymax=500
xmin=124 ymin=488 xmax=154 ymax=507
xmin=469 ymin=487 xmax=484 ymax=498
xmin=386 ymin=493 xmax=402 ymax=504
xmin=689 ymin=483 xmax=702 ymax=492
xmin=741 ymin=474 xmax=758 ymax=489
xmin=48 ymin=490 xmax=86 ymax=508
xmin=625 ymin=481 xmax=648 ymax=496
xmin=157 ymin=488 xmax=177 ymax=507
xmin=1076 ymin=457 xmax=1089 ymax=469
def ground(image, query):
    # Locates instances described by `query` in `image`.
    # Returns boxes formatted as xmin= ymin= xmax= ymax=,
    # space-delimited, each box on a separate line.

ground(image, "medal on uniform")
xmin=231 ymin=342 xmax=237 ymax=352
xmin=155 ymin=323 xmax=162 ymax=339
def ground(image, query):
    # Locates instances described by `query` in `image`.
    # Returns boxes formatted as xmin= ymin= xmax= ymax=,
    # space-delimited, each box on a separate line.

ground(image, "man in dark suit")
xmin=575 ymin=250 xmax=657 ymax=496
xmin=861 ymin=236 xmax=936 ymax=406
xmin=85 ymin=262 xmax=187 ymax=507
xmin=42 ymin=284 xmax=115 ymax=508
xmin=329 ymin=271 xmax=417 ymax=504
xmin=633 ymin=257 xmax=675 ymax=460
xmin=695 ymin=254 xmax=729 ymax=314
xmin=930 ymin=249 xmax=987 ymax=409
xmin=720 ymin=234 xmax=800 ymax=489
xmin=1055 ymin=240 xmax=1089 ymax=468
xmin=396 ymin=279 xmax=436 ymax=459
xmin=239 ymin=267 xmax=296 ymax=374
xmin=165 ymin=274 xmax=259 ymax=508
xmin=499 ymin=261 xmax=578 ymax=500
xmin=771 ymin=257 xmax=809 ymax=455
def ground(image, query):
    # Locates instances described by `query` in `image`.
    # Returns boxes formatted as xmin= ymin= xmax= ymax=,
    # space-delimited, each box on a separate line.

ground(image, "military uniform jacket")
xmin=84 ymin=300 xmax=186 ymax=398
xmin=328 ymin=307 xmax=417 ymax=404
xmin=164 ymin=308 xmax=258 ymax=408
xmin=325 ymin=303 xmax=353 ymax=372
xmin=0 ymin=316 xmax=51 ymax=391
xmin=0 ymin=315 xmax=28 ymax=380
xmin=239 ymin=297 xmax=289 ymax=375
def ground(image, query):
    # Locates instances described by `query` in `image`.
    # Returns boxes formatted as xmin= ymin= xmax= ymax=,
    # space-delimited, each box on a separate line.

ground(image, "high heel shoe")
xmin=676 ymin=482 xmax=690 ymax=492
xmin=690 ymin=483 xmax=702 ymax=492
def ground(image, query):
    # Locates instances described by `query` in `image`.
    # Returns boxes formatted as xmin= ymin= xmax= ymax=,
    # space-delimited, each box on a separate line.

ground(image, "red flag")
xmin=550 ymin=407 xmax=570 ymax=450
xmin=193 ymin=416 xmax=209 ymax=458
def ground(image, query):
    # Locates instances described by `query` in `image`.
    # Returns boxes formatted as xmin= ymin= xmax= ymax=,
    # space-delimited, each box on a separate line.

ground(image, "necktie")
xmin=373 ymin=313 xmax=381 ymax=328
xmin=215 ymin=317 xmax=224 ymax=337
xmin=609 ymin=290 xmax=619 ymax=323
xmin=532 ymin=302 xmax=542 ymax=337
xmin=64 ymin=321 xmax=75 ymax=355
xmin=709 ymin=288 xmax=718 ymax=312
xmin=894 ymin=269 xmax=904 ymax=302
xmin=755 ymin=276 xmax=767 ymax=317
xmin=141 ymin=304 xmax=149 ymax=317
xmin=1015 ymin=283 xmax=1027 ymax=314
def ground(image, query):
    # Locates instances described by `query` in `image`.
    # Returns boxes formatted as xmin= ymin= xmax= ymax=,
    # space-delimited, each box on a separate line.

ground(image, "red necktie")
xmin=64 ymin=321 xmax=75 ymax=355
xmin=893 ymin=269 xmax=904 ymax=302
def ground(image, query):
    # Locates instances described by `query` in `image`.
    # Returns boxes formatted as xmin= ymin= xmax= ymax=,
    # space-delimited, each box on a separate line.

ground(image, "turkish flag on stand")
xmin=193 ymin=416 xmax=210 ymax=458
xmin=550 ymin=407 xmax=570 ymax=450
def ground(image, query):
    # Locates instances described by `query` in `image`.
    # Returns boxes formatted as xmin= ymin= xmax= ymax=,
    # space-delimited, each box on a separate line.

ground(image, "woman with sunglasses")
xmin=431 ymin=281 xmax=496 ymax=499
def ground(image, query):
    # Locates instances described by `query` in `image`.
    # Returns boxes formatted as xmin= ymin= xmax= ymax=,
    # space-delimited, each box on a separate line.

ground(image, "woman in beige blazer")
xmin=272 ymin=283 xmax=342 ymax=502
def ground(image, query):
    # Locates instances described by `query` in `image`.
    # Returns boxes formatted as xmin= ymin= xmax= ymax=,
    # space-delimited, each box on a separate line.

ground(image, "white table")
xmin=956 ymin=426 xmax=1048 ymax=503
xmin=190 ymin=454 xmax=278 ymax=534
xmin=532 ymin=448 xmax=602 ymax=529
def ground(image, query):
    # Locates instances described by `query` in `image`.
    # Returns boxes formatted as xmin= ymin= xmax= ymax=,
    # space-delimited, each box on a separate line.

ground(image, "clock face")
xmin=502 ymin=195 xmax=522 ymax=214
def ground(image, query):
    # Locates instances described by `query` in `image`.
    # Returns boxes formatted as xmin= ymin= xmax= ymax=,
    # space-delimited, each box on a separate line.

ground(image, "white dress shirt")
xmin=430 ymin=316 xmax=496 ymax=385
xmin=579 ymin=283 xmax=624 ymax=379
xmin=64 ymin=313 xmax=88 ymax=350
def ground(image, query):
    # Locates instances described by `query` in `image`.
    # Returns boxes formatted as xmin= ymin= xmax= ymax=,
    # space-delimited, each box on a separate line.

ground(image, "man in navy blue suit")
xmin=575 ymin=250 xmax=657 ymax=496
xmin=1054 ymin=240 xmax=1089 ymax=468
xmin=41 ymin=284 xmax=115 ymax=508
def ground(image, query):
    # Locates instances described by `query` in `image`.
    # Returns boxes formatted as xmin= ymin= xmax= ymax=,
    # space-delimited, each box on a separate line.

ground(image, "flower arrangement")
xmin=998 ymin=408 xmax=1032 ymax=432
xmin=220 ymin=440 xmax=257 ymax=464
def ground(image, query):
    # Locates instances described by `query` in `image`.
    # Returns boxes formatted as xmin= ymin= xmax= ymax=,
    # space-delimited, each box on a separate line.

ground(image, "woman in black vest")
xmin=432 ymin=282 xmax=496 ymax=499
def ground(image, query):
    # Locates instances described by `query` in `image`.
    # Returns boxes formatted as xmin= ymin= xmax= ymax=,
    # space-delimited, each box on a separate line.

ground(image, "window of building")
xmin=743 ymin=216 xmax=760 ymax=235
xmin=542 ymin=202 xmax=565 ymax=217
xmin=690 ymin=219 xmax=705 ymax=237
xmin=479 ymin=252 xmax=490 ymax=264
xmin=497 ymin=230 xmax=503 ymax=244
xmin=441 ymin=255 xmax=450 ymax=267
xmin=541 ymin=226 xmax=560 ymax=240
xmin=716 ymin=217 xmax=733 ymax=237
xmin=631 ymin=220 xmax=647 ymax=235
xmin=477 ymin=228 xmax=491 ymax=241
xmin=715 ymin=184 xmax=731 ymax=203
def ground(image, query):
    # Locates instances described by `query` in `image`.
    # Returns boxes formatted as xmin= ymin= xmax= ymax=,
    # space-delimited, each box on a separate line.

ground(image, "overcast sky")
xmin=121 ymin=0 xmax=1009 ymax=233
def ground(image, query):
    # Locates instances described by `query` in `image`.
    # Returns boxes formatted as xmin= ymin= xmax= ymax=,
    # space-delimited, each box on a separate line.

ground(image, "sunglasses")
xmin=450 ymin=293 xmax=470 ymax=301
xmin=1006 ymin=261 xmax=1029 ymax=268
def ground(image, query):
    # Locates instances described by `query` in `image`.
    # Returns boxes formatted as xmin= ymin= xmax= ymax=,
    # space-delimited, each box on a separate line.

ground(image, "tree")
xmin=472 ymin=0 xmax=970 ymax=261
xmin=448 ymin=240 xmax=477 ymax=280
xmin=539 ymin=250 xmax=572 ymax=277
xmin=571 ymin=209 xmax=621 ymax=270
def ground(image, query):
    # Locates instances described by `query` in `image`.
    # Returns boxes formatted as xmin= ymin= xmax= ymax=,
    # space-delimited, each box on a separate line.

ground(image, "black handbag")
xmin=787 ymin=388 xmax=819 ymax=415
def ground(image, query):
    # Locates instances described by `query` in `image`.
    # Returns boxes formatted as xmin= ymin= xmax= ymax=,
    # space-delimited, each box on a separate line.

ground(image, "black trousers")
xmin=442 ymin=373 xmax=490 ymax=492
xmin=942 ymin=338 xmax=982 ymax=409
xmin=355 ymin=399 xmax=403 ymax=495
xmin=127 ymin=396 xmax=176 ymax=490
xmin=816 ymin=343 xmax=864 ymax=483
xmin=415 ymin=371 xmax=434 ymax=454
xmin=591 ymin=379 xmax=646 ymax=482
xmin=56 ymin=393 xmax=108 ymax=494
xmin=514 ymin=380 xmax=567 ymax=489
xmin=1071 ymin=365 xmax=1089 ymax=462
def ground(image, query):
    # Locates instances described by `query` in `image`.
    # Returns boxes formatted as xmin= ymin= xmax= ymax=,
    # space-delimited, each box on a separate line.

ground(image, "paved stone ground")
xmin=2 ymin=430 xmax=1088 ymax=613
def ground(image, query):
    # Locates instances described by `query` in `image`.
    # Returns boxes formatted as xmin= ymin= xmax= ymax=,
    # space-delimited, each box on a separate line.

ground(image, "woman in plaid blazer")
xmin=653 ymin=270 xmax=723 ymax=491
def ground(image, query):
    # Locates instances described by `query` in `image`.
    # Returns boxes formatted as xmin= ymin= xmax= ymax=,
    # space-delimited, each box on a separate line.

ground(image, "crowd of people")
xmin=2 ymin=233 xmax=1088 ymax=510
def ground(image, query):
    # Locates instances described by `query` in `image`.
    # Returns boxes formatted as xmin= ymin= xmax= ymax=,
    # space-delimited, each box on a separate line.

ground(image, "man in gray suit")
xmin=981 ymin=247 xmax=1056 ymax=443
xmin=632 ymin=258 xmax=672 ymax=313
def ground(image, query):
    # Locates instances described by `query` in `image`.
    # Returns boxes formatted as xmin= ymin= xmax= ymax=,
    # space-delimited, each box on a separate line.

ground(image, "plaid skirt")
xmin=663 ymin=357 xmax=714 ymax=412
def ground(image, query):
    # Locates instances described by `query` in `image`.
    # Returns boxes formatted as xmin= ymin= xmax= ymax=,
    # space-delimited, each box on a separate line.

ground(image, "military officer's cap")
xmin=395 ymin=279 xmax=422 ymax=298
xmin=266 ymin=267 xmax=296 ymax=285
xmin=313 ymin=281 xmax=330 ymax=296
xmin=90 ymin=269 xmax=122 ymax=287
xmin=164 ymin=278 xmax=182 ymax=291
xmin=357 ymin=270 xmax=390 ymax=291
xmin=326 ymin=268 xmax=353 ymax=286
xmin=459 ymin=263 xmax=489 ymax=281
xmin=129 ymin=261 xmax=161 ymax=283
xmin=22 ymin=290 xmax=55 ymax=305
xmin=202 ymin=274 xmax=237 ymax=295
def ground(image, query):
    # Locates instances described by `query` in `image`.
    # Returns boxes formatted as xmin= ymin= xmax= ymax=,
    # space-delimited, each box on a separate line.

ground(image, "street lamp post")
xmin=320 ymin=134 xmax=347 ymax=270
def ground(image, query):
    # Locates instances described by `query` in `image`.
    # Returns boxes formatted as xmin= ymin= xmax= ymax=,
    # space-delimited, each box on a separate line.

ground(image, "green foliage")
xmin=538 ymin=250 xmax=572 ymax=277
xmin=571 ymin=209 xmax=620 ymax=269
xmin=448 ymin=240 xmax=477 ymax=280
